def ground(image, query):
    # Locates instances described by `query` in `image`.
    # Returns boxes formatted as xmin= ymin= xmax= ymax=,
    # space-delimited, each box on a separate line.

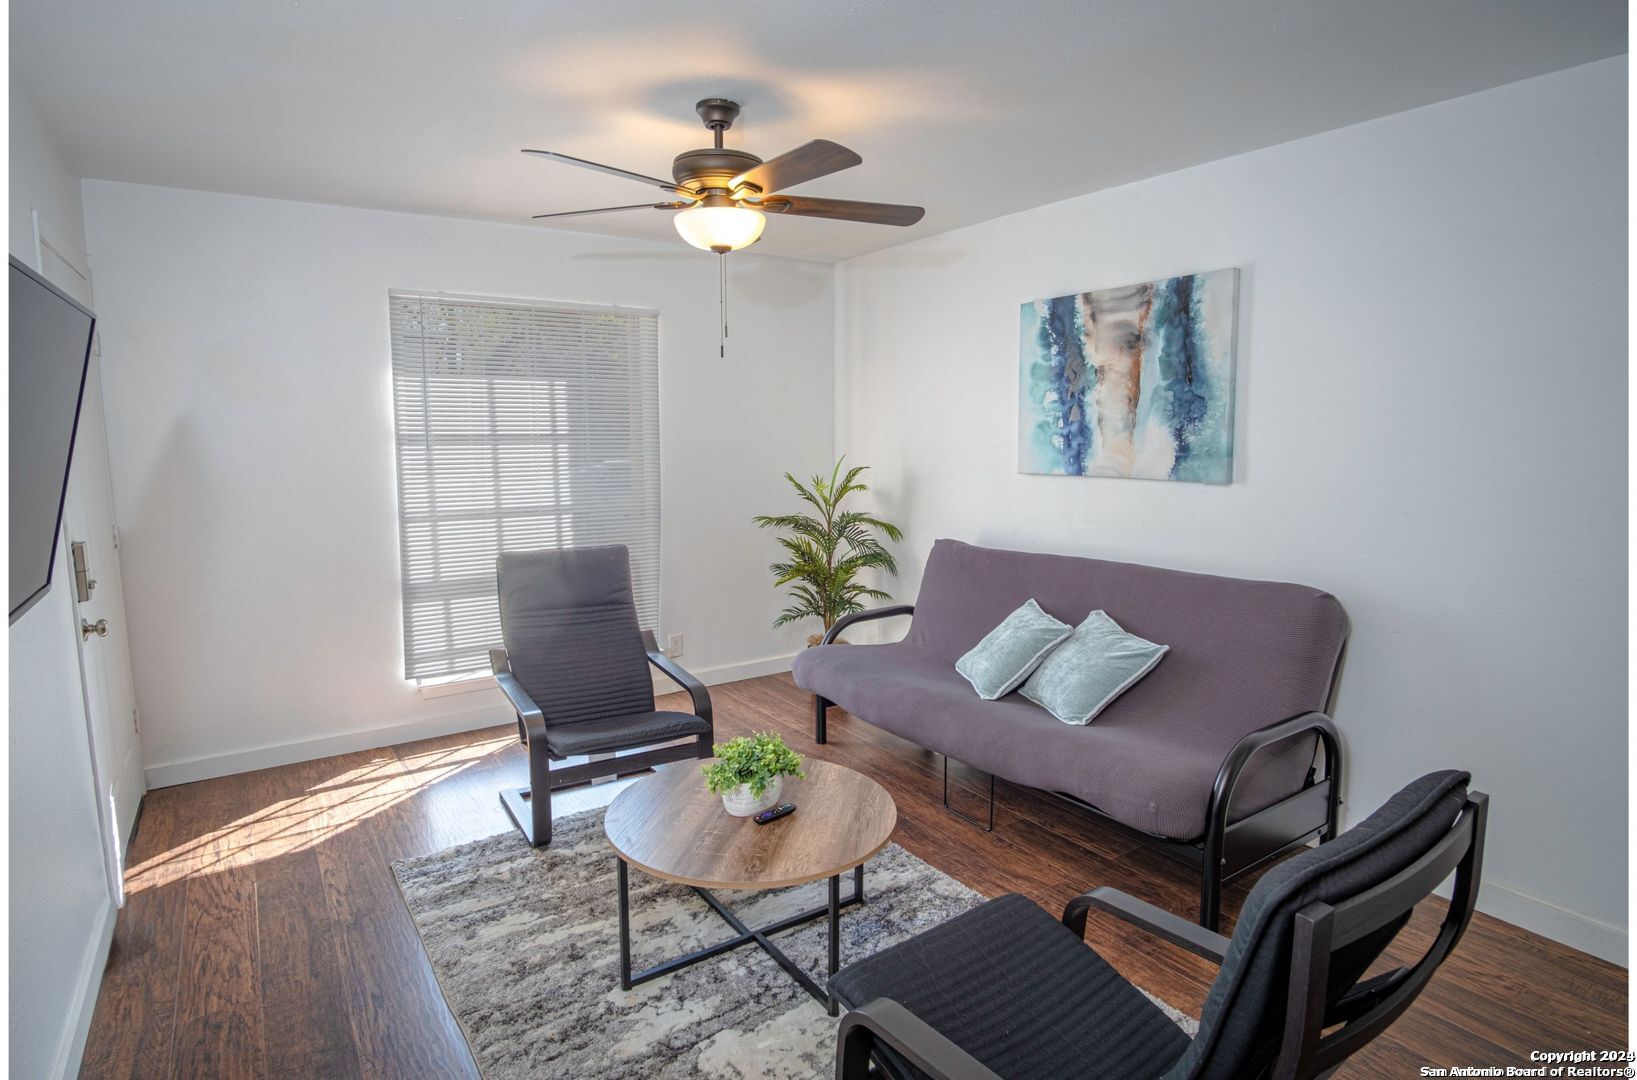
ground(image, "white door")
xmin=62 ymin=353 xmax=145 ymax=852
xmin=36 ymin=213 xmax=146 ymax=886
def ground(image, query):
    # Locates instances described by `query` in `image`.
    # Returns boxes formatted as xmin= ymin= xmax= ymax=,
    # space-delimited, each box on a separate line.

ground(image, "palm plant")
xmin=753 ymin=458 xmax=904 ymax=639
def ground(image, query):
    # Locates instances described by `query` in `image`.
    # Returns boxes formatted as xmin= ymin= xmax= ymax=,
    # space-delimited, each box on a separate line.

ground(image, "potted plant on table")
xmin=753 ymin=457 xmax=903 ymax=647
xmin=703 ymin=732 xmax=807 ymax=817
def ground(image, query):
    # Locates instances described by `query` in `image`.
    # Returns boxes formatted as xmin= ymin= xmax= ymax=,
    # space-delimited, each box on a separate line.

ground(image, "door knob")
xmin=81 ymin=618 xmax=109 ymax=640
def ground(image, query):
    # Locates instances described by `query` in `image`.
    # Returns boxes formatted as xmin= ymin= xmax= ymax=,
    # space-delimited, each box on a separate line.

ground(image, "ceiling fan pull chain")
xmin=719 ymin=251 xmax=728 ymax=358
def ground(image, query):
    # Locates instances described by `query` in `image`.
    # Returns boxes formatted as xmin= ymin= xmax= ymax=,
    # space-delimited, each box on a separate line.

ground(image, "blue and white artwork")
xmin=1019 ymin=268 xmax=1237 ymax=484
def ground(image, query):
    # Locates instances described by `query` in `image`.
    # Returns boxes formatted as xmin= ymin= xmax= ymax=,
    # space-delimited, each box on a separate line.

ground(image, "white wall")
xmin=8 ymin=91 xmax=118 ymax=1080
xmin=80 ymin=182 xmax=836 ymax=783
xmin=834 ymin=57 xmax=1628 ymax=962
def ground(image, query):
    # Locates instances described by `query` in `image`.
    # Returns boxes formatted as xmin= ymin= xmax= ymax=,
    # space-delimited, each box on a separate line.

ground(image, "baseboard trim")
xmin=1476 ymin=880 xmax=1627 ymax=967
xmin=144 ymin=653 xmax=801 ymax=790
xmin=144 ymin=704 xmax=516 ymax=789
xmin=677 ymin=652 xmax=799 ymax=687
xmin=52 ymin=894 xmax=116 ymax=1080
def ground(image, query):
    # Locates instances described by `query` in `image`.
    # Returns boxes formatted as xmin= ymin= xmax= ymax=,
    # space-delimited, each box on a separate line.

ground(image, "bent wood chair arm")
xmin=836 ymin=998 xmax=1002 ymax=1080
xmin=1063 ymin=886 xmax=1231 ymax=964
xmin=641 ymin=629 xmax=714 ymax=730
xmin=1274 ymin=791 xmax=1487 ymax=1079
xmin=822 ymin=604 xmax=916 ymax=646
xmin=489 ymin=647 xmax=545 ymax=739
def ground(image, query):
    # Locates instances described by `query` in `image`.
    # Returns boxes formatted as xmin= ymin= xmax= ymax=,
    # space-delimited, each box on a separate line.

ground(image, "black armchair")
xmin=832 ymin=770 xmax=1487 ymax=1080
xmin=491 ymin=546 xmax=713 ymax=847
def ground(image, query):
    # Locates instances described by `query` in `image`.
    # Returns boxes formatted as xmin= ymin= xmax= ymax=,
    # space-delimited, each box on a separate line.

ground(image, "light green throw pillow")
xmin=1021 ymin=610 xmax=1168 ymax=725
xmin=954 ymin=599 xmax=1073 ymax=700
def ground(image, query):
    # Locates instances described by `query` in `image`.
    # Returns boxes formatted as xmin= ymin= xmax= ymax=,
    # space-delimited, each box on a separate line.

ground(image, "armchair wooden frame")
xmin=491 ymin=629 xmax=713 ymax=847
xmin=834 ymin=790 xmax=1488 ymax=1080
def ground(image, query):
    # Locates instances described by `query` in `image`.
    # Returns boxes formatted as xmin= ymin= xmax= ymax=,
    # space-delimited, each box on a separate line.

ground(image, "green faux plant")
xmin=753 ymin=457 xmax=904 ymax=636
xmin=702 ymin=732 xmax=807 ymax=798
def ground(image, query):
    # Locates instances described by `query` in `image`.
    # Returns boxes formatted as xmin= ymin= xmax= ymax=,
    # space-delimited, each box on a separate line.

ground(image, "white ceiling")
xmin=11 ymin=0 xmax=1625 ymax=262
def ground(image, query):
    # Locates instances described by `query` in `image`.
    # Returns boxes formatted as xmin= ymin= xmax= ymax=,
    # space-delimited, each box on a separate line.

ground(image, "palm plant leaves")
xmin=752 ymin=457 xmax=903 ymax=630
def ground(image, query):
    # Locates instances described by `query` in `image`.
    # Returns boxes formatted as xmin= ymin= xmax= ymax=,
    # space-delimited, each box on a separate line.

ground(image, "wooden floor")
xmin=80 ymin=674 xmax=1627 ymax=1078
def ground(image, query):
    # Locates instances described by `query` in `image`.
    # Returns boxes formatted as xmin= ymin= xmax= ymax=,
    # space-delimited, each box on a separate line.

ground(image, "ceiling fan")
xmin=522 ymin=98 xmax=925 ymax=253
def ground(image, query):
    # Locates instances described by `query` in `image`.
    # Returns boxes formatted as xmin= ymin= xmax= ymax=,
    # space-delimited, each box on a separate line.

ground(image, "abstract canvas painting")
xmin=1019 ymin=268 xmax=1237 ymax=484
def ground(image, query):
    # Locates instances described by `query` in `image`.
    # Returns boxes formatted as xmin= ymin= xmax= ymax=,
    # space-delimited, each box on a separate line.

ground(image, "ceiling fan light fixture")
xmin=523 ymin=99 xmax=924 ymax=247
xmin=673 ymin=203 xmax=766 ymax=253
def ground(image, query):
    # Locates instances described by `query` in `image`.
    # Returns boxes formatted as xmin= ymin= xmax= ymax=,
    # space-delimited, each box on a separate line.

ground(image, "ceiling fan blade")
xmin=521 ymin=149 xmax=687 ymax=194
xmin=760 ymin=196 xmax=924 ymax=226
xmin=532 ymin=202 xmax=688 ymax=220
xmin=732 ymin=140 xmax=862 ymax=195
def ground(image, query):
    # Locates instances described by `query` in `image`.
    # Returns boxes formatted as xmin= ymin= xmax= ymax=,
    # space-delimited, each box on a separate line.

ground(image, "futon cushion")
xmin=1021 ymin=610 xmax=1169 ymax=725
xmin=902 ymin=540 xmax=1346 ymax=772
xmin=954 ymin=599 xmax=1072 ymax=700
xmin=830 ymin=892 xmax=1191 ymax=1080
xmin=797 ymin=539 xmax=1348 ymax=834
xmin=791 ymin=642 xmax=1314 ymax=839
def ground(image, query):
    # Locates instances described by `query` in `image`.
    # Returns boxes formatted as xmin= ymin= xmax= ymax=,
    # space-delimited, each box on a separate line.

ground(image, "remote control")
xmin=753 ymin=802 xmax=797 ymax=825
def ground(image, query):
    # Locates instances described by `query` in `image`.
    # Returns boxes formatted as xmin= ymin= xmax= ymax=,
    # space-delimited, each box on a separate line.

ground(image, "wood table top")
xmin=603 ymin=758 xmax=898 ymax=889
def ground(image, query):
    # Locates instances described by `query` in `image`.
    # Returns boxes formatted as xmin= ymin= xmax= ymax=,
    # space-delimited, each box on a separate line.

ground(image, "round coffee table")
xmin=604 ymin=758 xmax=897 ymax=1015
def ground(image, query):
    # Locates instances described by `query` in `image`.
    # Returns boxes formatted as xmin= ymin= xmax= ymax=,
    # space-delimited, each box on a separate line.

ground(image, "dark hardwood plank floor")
xmin=80 ymin=673 xmax=1627 ymax=1077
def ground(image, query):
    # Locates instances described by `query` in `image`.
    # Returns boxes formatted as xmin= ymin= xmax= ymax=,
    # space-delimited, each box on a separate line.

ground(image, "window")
xmin=389 ymin=291 xmax=661 ymax=681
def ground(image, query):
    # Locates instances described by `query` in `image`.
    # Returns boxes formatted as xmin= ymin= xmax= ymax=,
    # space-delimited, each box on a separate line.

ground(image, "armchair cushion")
xmin=829 ymin=893 xmax=1190 ymax=1080
xmin=543 ymin=710 xmax=710 ymax=759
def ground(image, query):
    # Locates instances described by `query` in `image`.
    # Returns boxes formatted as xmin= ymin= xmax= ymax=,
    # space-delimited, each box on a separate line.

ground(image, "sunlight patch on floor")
xmin=125 ymin=732 xmax=517 ymax=892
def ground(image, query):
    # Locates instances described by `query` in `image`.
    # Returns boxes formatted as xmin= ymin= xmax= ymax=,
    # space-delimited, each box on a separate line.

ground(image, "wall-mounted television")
xmin=10 ymin=256 xmax=96 ymax=624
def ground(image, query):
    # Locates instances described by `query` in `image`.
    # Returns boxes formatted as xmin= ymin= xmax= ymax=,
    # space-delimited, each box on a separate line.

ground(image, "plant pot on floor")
xmin=722 ymin=777 xmax=782 ymax=817
xmin=806 ymin=634 xmax=850 ymax=648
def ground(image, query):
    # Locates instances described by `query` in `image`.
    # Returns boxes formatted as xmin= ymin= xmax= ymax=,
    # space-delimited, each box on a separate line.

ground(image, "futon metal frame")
xmin=811 ymin=605 xmax=1346 ymax=932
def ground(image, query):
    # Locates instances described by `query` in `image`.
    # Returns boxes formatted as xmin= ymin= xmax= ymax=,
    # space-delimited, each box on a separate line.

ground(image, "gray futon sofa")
xmin=791 ymin=539 xmax=1349 ymax=929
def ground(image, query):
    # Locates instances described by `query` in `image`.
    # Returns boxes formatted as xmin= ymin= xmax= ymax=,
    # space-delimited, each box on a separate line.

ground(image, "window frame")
xmin=387 ymin=289 xmax=662 ymax=684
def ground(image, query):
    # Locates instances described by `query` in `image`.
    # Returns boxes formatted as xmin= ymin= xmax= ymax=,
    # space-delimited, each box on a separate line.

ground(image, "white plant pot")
xmin=721 ymin=777 xmax=782 ymax=817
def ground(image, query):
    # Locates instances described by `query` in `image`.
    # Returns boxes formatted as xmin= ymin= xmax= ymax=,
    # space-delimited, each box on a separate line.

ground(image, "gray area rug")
xmin=393 ymin=807 xmax=1195 ymax=1079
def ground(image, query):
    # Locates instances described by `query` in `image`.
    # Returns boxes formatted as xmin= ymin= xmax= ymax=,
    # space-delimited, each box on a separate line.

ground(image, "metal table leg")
xmin=827 ymin=874 xmax=842 ymax=1015
xmin=618 ymin=860 xmax=866 ymax=1013
xmin=617 ymin=857 xmax=632 ymax=990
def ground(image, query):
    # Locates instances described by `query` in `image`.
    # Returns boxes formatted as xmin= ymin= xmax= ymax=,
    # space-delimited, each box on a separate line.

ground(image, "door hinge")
xmin=131 ymin=707 xmax=140 ymax=735
xmin=112 ymin=525 xmax=121 ymax=550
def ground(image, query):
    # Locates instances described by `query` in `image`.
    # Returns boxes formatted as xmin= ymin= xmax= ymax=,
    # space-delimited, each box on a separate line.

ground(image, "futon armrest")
xmin=822 ymin=604 xmax=916 ymax=646
xmin=488 ymin=647 xmax=544 ymax=725
xmin=1063 ymin=886 xmax=1231 ymax=964
xmin=642 ymin=630 xmax=713 ymax=729
xmin=835 ymin=998 xmax=1002 ymax=1080
xmin=1205 ymin=710 xmax=1342 ymax=858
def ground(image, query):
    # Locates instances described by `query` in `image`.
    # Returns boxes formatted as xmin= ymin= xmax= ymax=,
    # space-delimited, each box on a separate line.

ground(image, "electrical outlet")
xmin=666 ymin=633 xmax=684 ymax=657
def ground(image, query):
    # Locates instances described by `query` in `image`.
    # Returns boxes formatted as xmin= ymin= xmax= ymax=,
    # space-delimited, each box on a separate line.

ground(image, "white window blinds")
xmin=389 ymin=292 xmax=661 ymax=681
